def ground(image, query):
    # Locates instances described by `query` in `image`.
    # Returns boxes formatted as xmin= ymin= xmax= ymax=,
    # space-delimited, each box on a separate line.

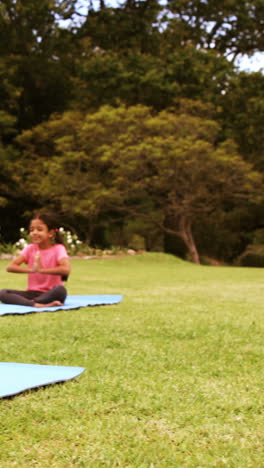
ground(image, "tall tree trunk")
xmin=178 ymin=215 xmax=200 ymax=264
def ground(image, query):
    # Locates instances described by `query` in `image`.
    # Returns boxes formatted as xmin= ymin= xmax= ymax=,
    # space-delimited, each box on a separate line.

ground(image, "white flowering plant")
xmin=11 ymin=227 xmax=134 ymax=257
xmin=15 ymin=227 xmax=29 ymax=251
xmin=14 ymin=227 xmax=83 ymax=255
xmin=58 ymin=227 xmax=83 ymax=255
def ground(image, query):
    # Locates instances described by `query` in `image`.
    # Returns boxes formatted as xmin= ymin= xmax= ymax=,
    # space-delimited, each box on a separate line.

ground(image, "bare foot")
xmin=34 ymin=300 xmax=63 ymax=308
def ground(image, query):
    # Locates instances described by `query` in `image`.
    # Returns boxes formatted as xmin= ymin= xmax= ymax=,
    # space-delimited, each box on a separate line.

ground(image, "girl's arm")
xmin=36 ymin=257 xmax=71 ymax=277
xmin=6 ymin=254 xmax=31 ymax=274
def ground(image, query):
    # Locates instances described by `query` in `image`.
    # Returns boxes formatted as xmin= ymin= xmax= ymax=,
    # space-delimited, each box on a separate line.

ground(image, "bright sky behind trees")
xmin=75 ymin=0 xmax=263 ymax=72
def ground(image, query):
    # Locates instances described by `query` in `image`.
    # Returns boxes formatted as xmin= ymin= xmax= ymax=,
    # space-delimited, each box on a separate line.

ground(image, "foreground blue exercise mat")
xmin=0 ymin=294 xmax=123 ymax=315
xmin=0 ymin=362 xmax=85 ymax=398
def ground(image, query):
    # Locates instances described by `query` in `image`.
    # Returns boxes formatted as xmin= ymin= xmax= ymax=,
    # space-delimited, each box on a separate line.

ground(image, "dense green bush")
xmin=236 ymin=244 xmax=264 ymax=267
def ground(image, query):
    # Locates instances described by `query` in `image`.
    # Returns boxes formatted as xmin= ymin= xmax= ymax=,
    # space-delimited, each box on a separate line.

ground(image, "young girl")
xmin=0 ymin=213 xmax=71 ymax=308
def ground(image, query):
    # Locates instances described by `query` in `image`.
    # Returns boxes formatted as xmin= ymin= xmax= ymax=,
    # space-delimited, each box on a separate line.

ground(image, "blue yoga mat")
xmin=0 ymin=294 xmax=123 ymax=315
xmin=0 ymin=362 xmax=85 ymax=398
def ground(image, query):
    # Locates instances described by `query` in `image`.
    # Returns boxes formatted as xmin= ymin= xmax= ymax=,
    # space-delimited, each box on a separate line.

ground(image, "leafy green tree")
xmin=80 ymin=0 xmax=264 ymax=60
xmin=78 ymin=0 xmax=161 ymax=54
xmin=0 ymin=0 xmax=262 ymax=248
xmin=15 ymin=110 xmax=104 ymax=241
xmin=16 ymin=102 xmax=263 ymax=262
xmin=220 ymin=71 xmax=264 ymax=171
xmin=72 ymin=44 xmax=235 ymax=113
xmin=99 ymin=103 xmax=262 ymax=263
xmin=165 ymin=0 xmax=264 ymax=60
xmin=0 ymin=0 xmax=78 ymax=130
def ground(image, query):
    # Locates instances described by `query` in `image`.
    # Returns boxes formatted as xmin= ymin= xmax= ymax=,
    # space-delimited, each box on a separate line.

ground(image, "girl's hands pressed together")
xmin=31 ymin=251 xmax=42 ymax=273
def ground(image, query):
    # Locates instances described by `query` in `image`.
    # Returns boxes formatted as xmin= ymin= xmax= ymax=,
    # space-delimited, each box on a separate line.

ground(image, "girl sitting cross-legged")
xmin=0 ymin=212 xmax=71 ymax=308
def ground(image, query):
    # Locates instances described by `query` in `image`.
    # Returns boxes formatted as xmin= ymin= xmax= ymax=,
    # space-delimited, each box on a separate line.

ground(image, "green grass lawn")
xmin=0 ymin=253 xmax=263 ymax=467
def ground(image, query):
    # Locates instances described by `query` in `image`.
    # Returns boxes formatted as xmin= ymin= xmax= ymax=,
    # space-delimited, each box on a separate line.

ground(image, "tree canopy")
xmin=0 ymin=0 xmax=263 ymax=261
xmin=16 ymin=102 xmax=264 ymax=262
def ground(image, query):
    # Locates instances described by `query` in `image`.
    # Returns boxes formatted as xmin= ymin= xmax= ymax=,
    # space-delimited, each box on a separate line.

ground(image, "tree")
xmin=99 ymin=102 xmax=263 ymax=263
xmin=78 ymin=0 xmax=162 ymax=54
xmin=220 ymin=71 xmax=264 ymax=172
xmin=165 ymin=0 xmax=264 ymax=61
xmin=15 ymin=110 xmax=108 ymax=241
xmin=0 ymin=0 xmax=78 ymax=130
xmin=79 ymin=0 xmax=264 ymax=60
xmin=73 ymin=46 xmax=236 ymax=112
xmin=16 ymin=102 xmax=263 ymax=262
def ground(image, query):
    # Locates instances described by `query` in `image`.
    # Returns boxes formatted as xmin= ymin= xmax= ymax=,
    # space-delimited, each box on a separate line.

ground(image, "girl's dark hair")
xmin=31 ymin=212 xmax=69 ymax=281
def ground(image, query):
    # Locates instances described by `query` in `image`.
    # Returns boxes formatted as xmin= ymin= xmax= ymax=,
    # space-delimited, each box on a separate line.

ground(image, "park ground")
xmin=0 ymin=253 xmax=263 ymax=467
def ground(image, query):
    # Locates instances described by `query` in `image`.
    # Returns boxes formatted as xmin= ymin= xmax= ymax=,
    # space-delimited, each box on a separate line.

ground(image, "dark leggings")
xmin=0 ymin=285 xmax=67 ymax=307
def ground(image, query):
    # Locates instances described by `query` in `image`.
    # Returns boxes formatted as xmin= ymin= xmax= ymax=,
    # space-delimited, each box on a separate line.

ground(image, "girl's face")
xmin=29 ymin=219 xmax=54 ymax=249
